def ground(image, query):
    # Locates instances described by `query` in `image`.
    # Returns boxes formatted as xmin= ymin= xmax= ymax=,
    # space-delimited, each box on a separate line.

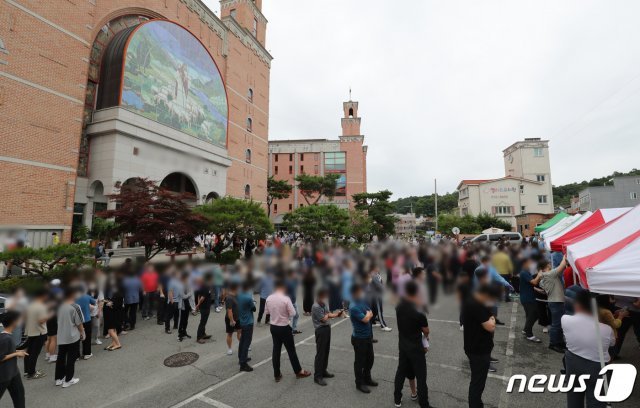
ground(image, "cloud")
xmin=205 ymin=0 xmax=640 ymax=198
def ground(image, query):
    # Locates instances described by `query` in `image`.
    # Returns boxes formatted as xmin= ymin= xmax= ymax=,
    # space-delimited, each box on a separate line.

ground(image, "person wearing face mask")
xmin=0 ymin=311 xmax=28 ymax=408
xmin=86 ymin=281 xmax=104 ymax=346
xmin=349 ymin=283 xmax=377 ymax=394
xmin=518 ymin=257 xmax=543 ymax=343
xmin=75 ymin=285 xmax=97 ymax=359
xmin=55 ymin=286 xmax=85 ymax=388
xmin=311 ymin=287 xmax=343 ymax=386
xmin=462 ymin=284 xmax=499 ymax=408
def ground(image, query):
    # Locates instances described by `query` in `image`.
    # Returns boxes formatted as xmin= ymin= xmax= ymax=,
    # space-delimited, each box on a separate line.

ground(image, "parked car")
xmin=470 ymin=232 xmax=523 ymax=244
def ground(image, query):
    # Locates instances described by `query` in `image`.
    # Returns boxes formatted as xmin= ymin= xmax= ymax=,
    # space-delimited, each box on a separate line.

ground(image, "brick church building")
xmin=0 ymin=0 xmax=271 ymax=246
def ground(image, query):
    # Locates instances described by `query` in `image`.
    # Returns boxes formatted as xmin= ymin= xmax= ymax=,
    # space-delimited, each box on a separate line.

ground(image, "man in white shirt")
xmin=561 ymin=290 xmax=614 ymax=408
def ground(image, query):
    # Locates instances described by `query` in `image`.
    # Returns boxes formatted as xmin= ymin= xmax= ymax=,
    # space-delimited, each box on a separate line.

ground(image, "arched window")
xmin=348 ymin=107 xmax=354 ymax=118
xmin=244 ymin=184 xmax=251 ymax=199
xmin=245 ymin=148 xmax=252 ymax=163
xmin=246 ymin=117 xmax=253 ymax=132
xmin=247 ymin=88 xmax=254 ymax=103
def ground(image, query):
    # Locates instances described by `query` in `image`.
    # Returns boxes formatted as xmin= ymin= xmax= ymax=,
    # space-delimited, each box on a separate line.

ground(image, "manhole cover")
xmin=164 ymin=352 xmax=199 ymax=367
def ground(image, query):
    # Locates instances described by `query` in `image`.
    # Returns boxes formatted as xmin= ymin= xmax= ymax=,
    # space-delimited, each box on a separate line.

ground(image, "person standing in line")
xmin=87 ymin=281 xmax=104 ymax=346
xmin=518 ymin=257 xmax=543 ymax=343
xmin=141 ymin=263 xmax=159 ymax=321
xmin=23 ymin=289 xmax=50 ymax=380
xmin=75 ymin=287 xmax=97 ymax=360
xmin=195 ymin=275 xmax=213 ymax=344
xmin=311 ymin=287 xmax=343 ymax=386
xmin=539 ymin=256 xmax=568 ymax=353
xmin=45 ymin=279 xmax=63 ymax=363
xmin=257 ymin=269 xmax=273 ymax=325
xmin=302 ymin=266 xmax=316 ymax=316
xmin=55 ymin=287 xmax=85 ymax=388
xmin=177 ymin=271 xmax=195 ymax=342
xmin=562 ymin=290 xmax=614 ymax=408
xmin=394 ymin=280 xmax=434 ymax=408
xmin=463 ymin=284 xmax=498 ymax=408
xmin=122 ymin=271 xmax=141 ymax=331
xmin=157 ymin=267 xmax=172 ymax=325
xmin=370 ymin=264 xmax=392 ymax=332
xmin=265 ymin=280 xmax=311 ymax=382
xmin=349 ymin=283 xmax=377 ymax=394
xmin=102 ymin=277 xmax=124 ymax=351
xmin=225 ymin=282 xmax=241 ymax=355
xmin=237 ymin=281 xmax=256 ymax=372
xmin=0 ymin=311 xmax=27 ymax=408
xmin=165 ymin=270 xmax=182 ymax=334
xmin=286 ymin=269 xmax=301 ymax=334
xmin=212 ymin=264 xmax=225 ymax=313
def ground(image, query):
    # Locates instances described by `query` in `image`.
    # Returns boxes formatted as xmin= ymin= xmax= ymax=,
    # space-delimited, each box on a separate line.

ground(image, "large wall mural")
xmin=121 ymin=20 xmax=228 ymax=147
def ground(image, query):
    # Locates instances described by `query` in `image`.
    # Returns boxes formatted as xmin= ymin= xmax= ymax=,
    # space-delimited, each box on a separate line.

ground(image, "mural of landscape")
xmin=121 ymin=21 xmax=228 ymax=147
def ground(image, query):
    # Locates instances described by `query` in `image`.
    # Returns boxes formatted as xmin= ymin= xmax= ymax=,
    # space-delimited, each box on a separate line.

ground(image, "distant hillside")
xmin=390 ymin=169 xmax=640 ymax=214
xmin=552 ymin=168 xmax=640 ymax=208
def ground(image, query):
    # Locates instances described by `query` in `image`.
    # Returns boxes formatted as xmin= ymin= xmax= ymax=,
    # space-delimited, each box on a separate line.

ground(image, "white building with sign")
xmin=457 ymin=138 xmax=554 ymax=228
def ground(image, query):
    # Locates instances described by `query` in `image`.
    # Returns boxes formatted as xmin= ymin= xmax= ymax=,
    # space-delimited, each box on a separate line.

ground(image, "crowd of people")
xmin=1 ymin=232 xmax=638 ymax=408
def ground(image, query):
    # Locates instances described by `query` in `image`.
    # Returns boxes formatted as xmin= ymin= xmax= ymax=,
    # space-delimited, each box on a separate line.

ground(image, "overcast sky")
xmin=205 ymin=0 xmax=640 ymax=198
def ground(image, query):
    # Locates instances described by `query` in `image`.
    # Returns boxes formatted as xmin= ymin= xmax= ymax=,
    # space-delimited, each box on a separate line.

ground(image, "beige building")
xmin=457 ymin=138 xmax=554 ymax=228
xmin=392 ymin=213 xmax=417 ymax=235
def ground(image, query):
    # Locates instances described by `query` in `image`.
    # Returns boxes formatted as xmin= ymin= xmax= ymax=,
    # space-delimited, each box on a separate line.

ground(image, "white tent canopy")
xmin=543 ymin=212 xmax=591 ymax=251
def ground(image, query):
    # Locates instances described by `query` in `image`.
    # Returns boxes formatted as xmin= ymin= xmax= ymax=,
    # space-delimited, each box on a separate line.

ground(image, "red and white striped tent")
xmin=566 ymin=204 xmax=640 ymax=297
xmin=550 ymin=207 xmax=631 ymax=253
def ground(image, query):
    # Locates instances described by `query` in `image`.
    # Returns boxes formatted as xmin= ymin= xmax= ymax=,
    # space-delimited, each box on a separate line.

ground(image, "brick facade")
xmin=0 ymin=0 xmax=271 ymax=246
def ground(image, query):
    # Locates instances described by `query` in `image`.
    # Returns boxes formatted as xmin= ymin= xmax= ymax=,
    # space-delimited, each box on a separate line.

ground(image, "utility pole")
xmin=434 ymin=178 xmax=438 ymax=233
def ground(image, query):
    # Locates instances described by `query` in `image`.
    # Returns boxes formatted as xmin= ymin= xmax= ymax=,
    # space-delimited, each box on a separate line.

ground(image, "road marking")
xmin=385 ymin=315 xmax=507 ymax=328
xmin=171 ymin=318 xmax=350 ymax=408
xmin=198 ymin=395 xmax=234 ymax=408
xmin=498 ymin=302 xmax=519 ymax=408
xmin=297 ymin=341 xmax=510 ymax=382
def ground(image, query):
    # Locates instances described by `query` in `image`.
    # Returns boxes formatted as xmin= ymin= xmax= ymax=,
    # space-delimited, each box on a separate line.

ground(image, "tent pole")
xmin=590 ymin=296 xmax=609 ymax=400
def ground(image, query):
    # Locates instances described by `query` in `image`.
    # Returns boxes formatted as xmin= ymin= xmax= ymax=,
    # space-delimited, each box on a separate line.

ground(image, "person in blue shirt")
xmin=75 ymin=289 xmax=96 ymax=359
xmin=122 ymin=272 xmax=141 ymax=330
xmin=236 ymin=282 xmax=256 ymax=372
xmin=348 ymin=283 xmax=377 ymax=394
xmin=519 ymin=258 xmax=542 ymax=343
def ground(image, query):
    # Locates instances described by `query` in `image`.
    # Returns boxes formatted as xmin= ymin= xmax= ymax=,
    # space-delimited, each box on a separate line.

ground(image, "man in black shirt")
xmin=394 ymin=280 xmax=434 ymax=408
xmin=462 ymin=284 xmax=499 ymax=408
xmin=0 ymin=311 xmax=27 ymax=408
xmin=195 ymin=274 xmax=214 ymax=343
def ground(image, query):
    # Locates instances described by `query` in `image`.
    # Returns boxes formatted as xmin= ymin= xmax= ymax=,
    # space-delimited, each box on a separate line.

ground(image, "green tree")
xmin=347 ymin=210 xmax=376 ymax=243
xmin=194 ymin=196 xmax=273 ymax=257
xmin=295 ymin=174 xmax=340 ymax=205
xmin=0 ymin=244 xmax=93 ymax=277
xmin=352 ymin=190 xmax=396 ymax=237
xmin=283 ymin=204 xmax=350 ymax=241
xmin=475 ymin=212 xmax=513 ymax=231
xmin=266 ymin=176 xmax=292 ymax=217
xmin=90 ymin=217 xmax=118 ymax=242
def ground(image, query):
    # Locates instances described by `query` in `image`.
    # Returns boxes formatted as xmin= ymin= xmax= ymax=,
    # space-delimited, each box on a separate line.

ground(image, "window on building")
xmin=314 ymin=165 xmax=319 ymax=174
xmin=300 ymin=153 xmax=304 ymax=161
xmin=538 ymin=195 xmax=548 ymax=204
xmin=230 ymin=9 xmax=237 ymax=18
xmin=300 ymin=204 xmax=303 ymax=208
xmin=289 ymin=204 xmax=293 ymax=211
xmin=536 ymin=174 xmax=546 ymax=182
xmin=253 ymin=18 xmax=258 ymax=37
xmin=274 ymin=154 xmax=278 ymax=162
xmin=348 ymin=108 xmax=354 ymax=118
xmin=288 ymin=165 xmax=293 ymax=175
xmin=244 ymin=184 xmax=251 ymax=200
xmin=246 ymin=118 xmax=253 ymax=132
xmin=289 ymin=154 xmax=293 ymax=161
xmin=0 ymin=37 xmax=6 ymax=53
xmin=274 ymin=166 xmax=278 ymax=175
xmin=631 ymin=192 xmax=638 ymax=200
xmin=533 ymin=148 xmax=543 ymax=157
xmin=273 ymin=204 xmax=278 ymax=214
xmin=636 ymin=178 xmax=640 ymax=185
xmin=300 ymin=165 xmax=304 ymax=174
xmin=245 ymin=149 xmax=252 ymax=163
xmin=247 ymin=88 xmax=254 ymax=103
xmin=493 ymin=206 xmax=513 ymax=215
xmin=324 ymin=152 xmax=346 ymax=172
xmin=519 ymin=185 xmax=524 ymax=194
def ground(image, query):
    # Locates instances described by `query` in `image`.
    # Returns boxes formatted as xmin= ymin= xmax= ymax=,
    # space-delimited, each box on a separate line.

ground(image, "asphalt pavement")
xmin=19 ymin=291 xmax=640 ymax=408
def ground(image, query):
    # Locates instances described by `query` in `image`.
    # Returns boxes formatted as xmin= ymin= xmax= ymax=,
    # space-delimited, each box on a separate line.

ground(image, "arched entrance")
xmin=161 ymin=172 xmax=198 ymax=206
xmin=205 ymin=192 xmax=220 ymax=203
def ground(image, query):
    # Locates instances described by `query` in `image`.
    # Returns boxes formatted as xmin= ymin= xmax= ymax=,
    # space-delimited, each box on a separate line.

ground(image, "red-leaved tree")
xmin=98 ymin=178 xmax=206 ymax=260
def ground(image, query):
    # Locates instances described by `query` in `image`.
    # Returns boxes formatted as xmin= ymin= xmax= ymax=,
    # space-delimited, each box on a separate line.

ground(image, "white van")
xmin=470 ymin=232 xmax=523 ymax=244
